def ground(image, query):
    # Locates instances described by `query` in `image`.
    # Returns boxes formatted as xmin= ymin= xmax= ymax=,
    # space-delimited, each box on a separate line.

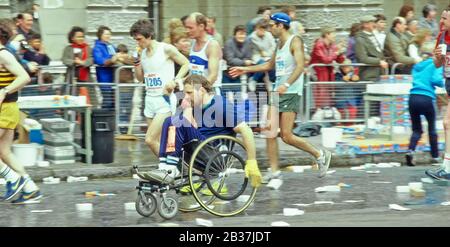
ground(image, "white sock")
xmin=444 ymin=153 xmax=450 ymax=172
xmin=0 ymin=166 xmax=20 ymax=182
xmin=22 ymin=174 xmax=39 ymax=193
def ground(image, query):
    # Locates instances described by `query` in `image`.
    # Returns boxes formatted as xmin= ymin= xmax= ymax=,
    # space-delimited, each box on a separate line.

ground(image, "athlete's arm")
xmin=166 ymin=44 xmax=190 ymax=80
xmin=233 ymin=122 xmax=256 ymax=160
xmin=0 ymin=50 xmax=31 ymax=94
xmin=286 ymin=36 xmax=305 ymax=85
xmin=229 ymin=52 xmax=275 ymax=78
xmin=134 ymin=50 xmax=144 ymax=82
xmin=206 ymin=40 xmax=221 ymax=85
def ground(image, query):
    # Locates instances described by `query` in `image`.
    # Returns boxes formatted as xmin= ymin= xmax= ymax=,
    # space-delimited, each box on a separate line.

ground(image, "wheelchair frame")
xmin=133 ymin=135 xmax=258 ymax=219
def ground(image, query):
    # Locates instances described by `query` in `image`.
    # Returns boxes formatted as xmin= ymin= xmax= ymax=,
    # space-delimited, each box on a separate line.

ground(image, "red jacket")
xmin=310 ymin=38 xmax=345 ymax=81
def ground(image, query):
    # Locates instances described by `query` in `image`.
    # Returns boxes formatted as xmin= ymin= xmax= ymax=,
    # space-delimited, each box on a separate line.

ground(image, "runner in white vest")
xmin=230 ymin=13 xmax=332 ymax=186
xmin=185 ymin=12 xmax=223 ymax=95
xmin=427 ymin=7 xmax=450 ymax=181
xmin=130 ymin=19 xmax=189 ymax=158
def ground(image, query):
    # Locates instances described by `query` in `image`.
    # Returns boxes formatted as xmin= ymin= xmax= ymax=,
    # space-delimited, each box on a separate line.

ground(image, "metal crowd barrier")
xmin=306 ymin=63 xmax=389 ymax=124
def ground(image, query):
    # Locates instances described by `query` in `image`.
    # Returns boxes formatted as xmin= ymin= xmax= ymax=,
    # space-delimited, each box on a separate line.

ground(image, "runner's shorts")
xmin=144 ymin=95 xmax=174 ymax=119
xmin=269 ymin=93 xmax=301 ymax=113
xmin=0 ymin=102 xmax=20 ymax=129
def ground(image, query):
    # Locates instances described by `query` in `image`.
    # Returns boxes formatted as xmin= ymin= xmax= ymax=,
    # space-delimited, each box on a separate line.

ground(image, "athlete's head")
xmin=441 ymin=7 xmax=450 ymax=32
xmin=268 ymin=12 xmax=291 ymax=38
xmin=183 ymin=74 xmax=213 ymax=107
xmin=185 ymin=12 xmax=208 ymax=39
xmin=130 ymin=19 xmax=155 ymax=49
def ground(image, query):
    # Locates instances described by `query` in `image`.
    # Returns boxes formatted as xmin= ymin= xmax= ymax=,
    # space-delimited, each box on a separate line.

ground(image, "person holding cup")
xmin=427 ymin=7 xmax=450 ymax=181
xmin=62 ymin=26 xmax=93 ymax=84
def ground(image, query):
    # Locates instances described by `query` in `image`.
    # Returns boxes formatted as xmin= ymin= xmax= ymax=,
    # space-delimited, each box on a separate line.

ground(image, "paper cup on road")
xmin=76 ymin=203 xmax=93 ymax=211
xmin=283 ymin=208 xmax=304 ymax=216
xmin=396 ymin=186 xmax=410 ymax=193
xmin=408 ymin=182 xmax=423 ymax=190
xmin=124 ymin=202 xmax=135 ymax=211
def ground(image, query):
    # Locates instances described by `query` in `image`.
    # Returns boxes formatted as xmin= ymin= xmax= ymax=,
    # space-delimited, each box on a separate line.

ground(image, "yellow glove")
xmin=245 ymin=160 xmax=262 ymax=188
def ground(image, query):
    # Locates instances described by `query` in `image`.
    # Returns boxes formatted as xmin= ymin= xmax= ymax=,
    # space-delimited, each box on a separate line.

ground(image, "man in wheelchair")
xmin=146 ymin=74 xmax=262 ymax=188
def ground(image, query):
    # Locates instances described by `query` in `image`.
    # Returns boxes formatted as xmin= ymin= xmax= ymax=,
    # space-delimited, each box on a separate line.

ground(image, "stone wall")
xmin=85 ymin=0 xmax=148 ymax=55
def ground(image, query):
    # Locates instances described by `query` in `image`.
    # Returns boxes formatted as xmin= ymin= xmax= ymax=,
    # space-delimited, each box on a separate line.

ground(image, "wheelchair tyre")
xmin=158 ymin=196 xmax=178 ymax=220
xmin=135 ymin=192 xmax=157 ymax=217
xmin=189 ymin=135 xmax=257 ymax=217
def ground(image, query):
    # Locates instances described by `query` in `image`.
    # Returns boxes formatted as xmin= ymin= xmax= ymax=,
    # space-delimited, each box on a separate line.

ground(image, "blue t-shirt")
xmin=195 ymin=95 xmax=255 ymax=138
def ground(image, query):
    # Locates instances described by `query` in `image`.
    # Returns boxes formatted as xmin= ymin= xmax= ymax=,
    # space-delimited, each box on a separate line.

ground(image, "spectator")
xmin=30 ymin=3 xmax=40 ymax=34
xmin=62 ymin=26 xmax=93 ymax=83
xmin=115 ymin=44 xmax=134 ymax=83
xmin=419 ymin=4 xmax=439 ymax=40
xmin=16 ymin=12 xmax=34 ymax=40
xmin=281 ymin=5 xmax=302 ymax=36
xmin=347 ymin=23 xmax=361 ymax=63
xmin=0 ymin=18 xmax=37 ymax=75
xmin=335 ymin=59 xmax=360 ymax=120
xmin=384 ymin=17 xmax=419 ymax=74
xmin=246 ymin=6 xmax=271 ymax=35
xmin=405 ymin=19 xmax=419 ymax=41
xmin=408 ymin=29 xmax=432 ymax=62
xmin=355 ymin=15 xmax=388 ymax=82
xmin=23 ymin=33 xmax=50 ymax=66
xmin=163 ymin=18 xmax=183 ymax=43
xmin=223 ymin=25 xmax=253 ymax=83
xmin=399 ymin=4 xmax=415 ymax=21
xmin=249 ymin=19 xmax=276 ymax=84
xmin=181 ymin=15 xmax=189 ymax=27
xmin=93 ymin=25 xmax=118 ymax=109
xmin=168 ymin=27 xmax=191 ymax=88
xmin=206 ymin=16 xmax=224 ymax=48
xmin=310 ymin=26 xmax=345 ymax=109
xmin=373 ymin=14 xmax=387 ymax=48
xmin=406 ymin=43 xmax=443 ymax=166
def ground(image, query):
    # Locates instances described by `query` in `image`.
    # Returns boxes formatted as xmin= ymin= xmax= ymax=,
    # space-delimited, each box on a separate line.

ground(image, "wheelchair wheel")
xmin=178 ymin=180 xmax=217 ymax=213
xmin=158 ymin=196 xmax=178 ymax=220
xmin=135 ymin=191 xmax=157 ymax=217
xmin=188 ymin=135 xmax=257 ymax=217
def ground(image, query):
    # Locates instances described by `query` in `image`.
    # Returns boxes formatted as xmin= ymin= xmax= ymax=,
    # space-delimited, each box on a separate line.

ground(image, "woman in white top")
xmin=408 ymin=28 xmax=432 ymax=62
xmin=130 ymin=19 xmax=189 ymax=158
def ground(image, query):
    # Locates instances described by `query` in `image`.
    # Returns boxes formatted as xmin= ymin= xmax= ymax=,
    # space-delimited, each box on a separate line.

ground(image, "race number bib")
xmin=144 ymin=73 xmax=163 ymax=90
xmin=189 ymin=64 xmax=205 ymax=76
xmin=275 ymin=56 xmax=287 ymax=77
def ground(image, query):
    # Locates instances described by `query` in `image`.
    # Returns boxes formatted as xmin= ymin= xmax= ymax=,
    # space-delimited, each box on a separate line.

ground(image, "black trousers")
xmin=408 ymin=94 xmax=439 ymax=158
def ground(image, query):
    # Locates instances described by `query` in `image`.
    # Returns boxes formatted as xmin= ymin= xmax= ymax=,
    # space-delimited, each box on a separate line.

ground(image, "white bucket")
xmin=11 ymin=144 xmax=40 ymax=167
xmin=321 ymin=128 xmax=343 ymax=148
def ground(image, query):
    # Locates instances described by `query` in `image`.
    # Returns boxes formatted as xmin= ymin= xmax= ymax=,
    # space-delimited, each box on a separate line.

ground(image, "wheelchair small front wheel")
xmin=135 ymin=192 xmax=157 ymax=217
xmin=158 ymin=196 xmax=178 ymax=220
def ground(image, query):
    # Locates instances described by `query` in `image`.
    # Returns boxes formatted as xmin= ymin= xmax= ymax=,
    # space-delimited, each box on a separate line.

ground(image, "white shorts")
xmin=144 ymin=95 xmax=173 ymax=119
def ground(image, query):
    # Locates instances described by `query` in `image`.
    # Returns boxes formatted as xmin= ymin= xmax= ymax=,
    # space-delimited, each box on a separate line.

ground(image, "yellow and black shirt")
xmin=0 ymin=48 xmax=18 ymax=102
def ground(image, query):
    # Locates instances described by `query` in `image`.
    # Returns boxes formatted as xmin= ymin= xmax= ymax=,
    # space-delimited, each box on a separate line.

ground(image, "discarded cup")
xmin=389 ymin=204 xmax=411 ymax=211
xmin=124 ymin=202 xmax=135 ymax=211
xmin=267 ymin=178 xmax=283 ymax=190
xmin=315 ymin=185 xmax=341 ymax=193
xmin=313 ymin=201 xmax=334 ymax=205
xmin=237 ymin=195 xmax=251 ymax=202
xmin=283 ymin=208 xmax=304 ymax=216
xmin=408 ymin=182 xmax=423 ymax=190
xmin=421 ymin=177 xmax=434 ymax=184
xmin=291 ymin=166 xmax=304 ymax=173
xmin=0 ymin=178 xmax=6 ymax=185
xmin=67 ymin=176 xmax=88 ymax=183
xmin=271 ymin=221 xmax=290 ymax=227
xmin=43 ymin=177 xmax=60 ymax=184
xmin=366 ymin=170 xmax=381 ymax=174
xmin=76 ymin=203 xmax=93 ymax=211
xmin=196 ymin=218 xmax=213 ymax=227
xmin=396 ymin=186 xmax=410 ymax=193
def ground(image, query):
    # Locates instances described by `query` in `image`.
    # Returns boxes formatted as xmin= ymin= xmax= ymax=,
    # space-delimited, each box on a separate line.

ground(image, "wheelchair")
xmin=133 ymin=135 xmax=258 ymax=220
